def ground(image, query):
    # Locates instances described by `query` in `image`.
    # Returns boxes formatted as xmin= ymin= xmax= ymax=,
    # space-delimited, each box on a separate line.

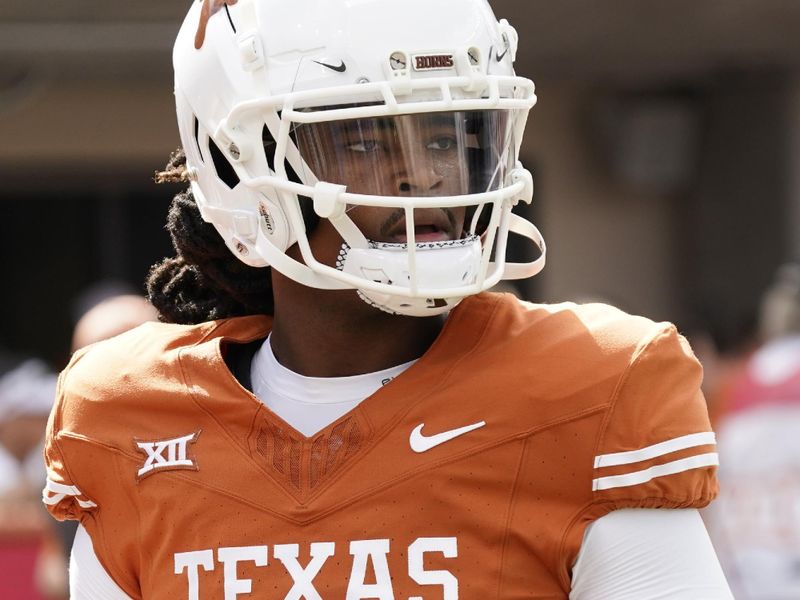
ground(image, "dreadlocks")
xmin=146 ymin=149 xmax=273 ymax=324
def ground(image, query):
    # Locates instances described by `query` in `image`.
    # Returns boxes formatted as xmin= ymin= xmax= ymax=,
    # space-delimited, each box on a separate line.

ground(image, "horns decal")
xmin=195 ymin=0 xmax=239 ymax=49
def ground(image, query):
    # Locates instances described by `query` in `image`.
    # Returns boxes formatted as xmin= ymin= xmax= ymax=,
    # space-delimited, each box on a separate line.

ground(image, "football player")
xmin=44 ymin=0 xmax=733 ymax=598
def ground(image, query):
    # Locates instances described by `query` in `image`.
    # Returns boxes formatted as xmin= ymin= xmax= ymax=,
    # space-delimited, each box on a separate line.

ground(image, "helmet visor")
xmin=293 ymin=110 xmax=513 ymax=198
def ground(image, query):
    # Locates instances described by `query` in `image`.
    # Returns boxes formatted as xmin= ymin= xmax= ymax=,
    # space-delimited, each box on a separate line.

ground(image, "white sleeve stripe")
xmin=593 ymin=432 xmax=717 ymax=468
xmin=43 ymin=493 xmax=98 ymax=509
xmin=45 ymin=478 xmax=83 ymax=496
xmin=592 ymin=452 xmax=719 ymax=491
xmin=43 ymin=493 xmax=66 ymax=506
xmin=42 ymin=478 xmax=98 ymax=508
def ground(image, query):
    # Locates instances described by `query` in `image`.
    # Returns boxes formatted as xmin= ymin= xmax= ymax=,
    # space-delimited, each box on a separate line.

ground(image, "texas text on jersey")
xmin=43 ymin=295 xmax=717 ymax=598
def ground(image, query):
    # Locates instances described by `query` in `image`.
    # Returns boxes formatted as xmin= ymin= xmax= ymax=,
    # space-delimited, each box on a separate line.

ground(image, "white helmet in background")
xmin=173 ymin=0 xmax=545 ymax=316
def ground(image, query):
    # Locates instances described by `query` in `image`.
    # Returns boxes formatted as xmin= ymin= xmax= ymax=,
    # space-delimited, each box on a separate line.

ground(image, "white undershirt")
xmin=67 ymin=338 xmax=733 ymax=598
xmin=250 ymin=335 xmax=416 ymax=437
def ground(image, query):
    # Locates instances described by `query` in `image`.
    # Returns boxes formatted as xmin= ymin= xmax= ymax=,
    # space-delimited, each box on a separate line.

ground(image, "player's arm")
xmin=70 ymin=524 xmax=133 ymax=600
xmin=569 ymin=508 xmax=732 ymax=599
xmin=566 ymin=324 xmax=730 ymax=595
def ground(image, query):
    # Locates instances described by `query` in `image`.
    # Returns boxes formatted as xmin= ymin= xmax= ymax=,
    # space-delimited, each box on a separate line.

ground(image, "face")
xmin=296 ymin=113 xmax=472 ymax=247
xmin=293 ymin=205 xmax=467 ymax=271
xmin=332 ymin=114 xmax=468 ymax=198
xmin=298 ymin=113 xmax=472 ymax=197
xmin=347 ymin=205 xmax=466 ymax=244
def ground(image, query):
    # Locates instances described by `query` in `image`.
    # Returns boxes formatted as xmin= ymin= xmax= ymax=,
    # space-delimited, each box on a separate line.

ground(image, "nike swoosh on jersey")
xmin=409 ymin=421 xmax=486 ymax=453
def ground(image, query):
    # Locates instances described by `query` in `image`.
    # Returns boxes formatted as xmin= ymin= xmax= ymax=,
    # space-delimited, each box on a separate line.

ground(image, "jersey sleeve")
xmin=42 ymin=359 xmax=99 ymax=522
xmin=40 ymin=346 xmax=148 ymax=600
xmin=590 ymin=324 xmax=718 ymax=509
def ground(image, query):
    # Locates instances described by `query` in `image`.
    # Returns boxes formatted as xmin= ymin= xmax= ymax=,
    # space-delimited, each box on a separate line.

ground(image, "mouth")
xmin=381 ymin=209 xmax=459 ymax=244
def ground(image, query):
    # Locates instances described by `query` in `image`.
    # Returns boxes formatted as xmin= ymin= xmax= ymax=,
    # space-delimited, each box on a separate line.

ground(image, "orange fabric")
xmin=43 ymin=293 xmax=717 ymax=599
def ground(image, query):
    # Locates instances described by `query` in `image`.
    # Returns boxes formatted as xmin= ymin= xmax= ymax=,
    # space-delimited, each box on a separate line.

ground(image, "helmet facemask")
xmin=284 ymin=108 xmax=512 ymax=314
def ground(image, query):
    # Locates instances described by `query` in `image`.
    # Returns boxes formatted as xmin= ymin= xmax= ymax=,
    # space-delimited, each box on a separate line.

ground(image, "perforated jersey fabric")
xmin=43 ymin=293 xmax=718 ymax=599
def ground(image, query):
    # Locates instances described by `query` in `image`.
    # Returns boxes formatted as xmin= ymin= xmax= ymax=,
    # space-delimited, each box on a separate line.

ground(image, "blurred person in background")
xmin=686 ymin=317 xmax=759 ymax=428
xmin=706 ymin=263 xmax=800 ymax=599
xmin=0 ymin=348 xmax=57 ymax=599
xmin=71 ymin=294 xmax=159 ymax=353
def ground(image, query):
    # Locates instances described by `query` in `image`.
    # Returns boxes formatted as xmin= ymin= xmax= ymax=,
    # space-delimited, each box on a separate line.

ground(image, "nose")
xmin=396 ymin=162 xmax=444 ymax=195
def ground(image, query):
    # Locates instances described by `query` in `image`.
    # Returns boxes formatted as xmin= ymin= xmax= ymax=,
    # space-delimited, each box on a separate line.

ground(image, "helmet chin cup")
xmin=339 ymin=237 xmax=482 ymax=317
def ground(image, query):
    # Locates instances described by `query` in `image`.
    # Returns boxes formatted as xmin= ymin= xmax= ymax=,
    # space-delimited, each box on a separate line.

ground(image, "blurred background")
xmin=1 ymin=1 xmax=800 ymax=598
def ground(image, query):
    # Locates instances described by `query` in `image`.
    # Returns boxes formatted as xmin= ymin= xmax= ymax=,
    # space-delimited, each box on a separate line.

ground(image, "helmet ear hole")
xmin=208 ymin=137 xmax=241 ymax=189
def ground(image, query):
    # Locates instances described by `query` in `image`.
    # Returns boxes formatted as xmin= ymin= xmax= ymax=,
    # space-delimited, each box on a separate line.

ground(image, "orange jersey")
xmin=43 ymin=293 xmax=718 ymax=599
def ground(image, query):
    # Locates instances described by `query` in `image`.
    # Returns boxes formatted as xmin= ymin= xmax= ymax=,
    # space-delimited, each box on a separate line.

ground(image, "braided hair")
xmin=147 ymin=149 xmax=273 ymax=324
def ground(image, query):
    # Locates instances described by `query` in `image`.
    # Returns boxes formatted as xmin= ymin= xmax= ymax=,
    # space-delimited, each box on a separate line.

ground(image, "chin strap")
xmin=338 ymin=211 xmax=545 ymax=316
xmin=495 ymin=213 xmax=546 ymax=280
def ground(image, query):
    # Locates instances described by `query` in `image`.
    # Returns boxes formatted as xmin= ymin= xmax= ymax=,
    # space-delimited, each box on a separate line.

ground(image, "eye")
xmin=346 ymin=139 xmax=381 ymax=153
xmin=427 ymin=135 xmax=457 ymax=151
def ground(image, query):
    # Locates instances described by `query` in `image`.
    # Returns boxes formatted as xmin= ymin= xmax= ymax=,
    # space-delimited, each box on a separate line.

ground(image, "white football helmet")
xmin=173 ymin=0 xmax=545 ymax=316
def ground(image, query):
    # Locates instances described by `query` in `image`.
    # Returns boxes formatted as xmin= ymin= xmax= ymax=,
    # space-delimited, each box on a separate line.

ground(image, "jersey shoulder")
xmin=43 ymin=315 xmax=269 ymax=521
xmin=588 ymin=313 xmax=718 ymax=508
xmin=481 ymin=293 xmax=662 ymax=350
xmin=61 ymin=319 xmax=215 ymax=403
xmin=454 ymin=294 xmax=670 ymax=421
xmin=455 ymin=294 xmax=718 ymax=508
xmin=56 ymin=315 xmax=268 ymax=426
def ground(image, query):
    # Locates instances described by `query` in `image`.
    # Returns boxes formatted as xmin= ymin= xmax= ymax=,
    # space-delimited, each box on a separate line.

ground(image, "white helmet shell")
xmin=173 ymin=0 xmax=545 ymax=315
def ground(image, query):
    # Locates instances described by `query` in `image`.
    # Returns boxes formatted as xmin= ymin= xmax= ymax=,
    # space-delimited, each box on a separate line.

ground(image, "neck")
xmin=269 ymin=273 xmax=446 ymax=378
